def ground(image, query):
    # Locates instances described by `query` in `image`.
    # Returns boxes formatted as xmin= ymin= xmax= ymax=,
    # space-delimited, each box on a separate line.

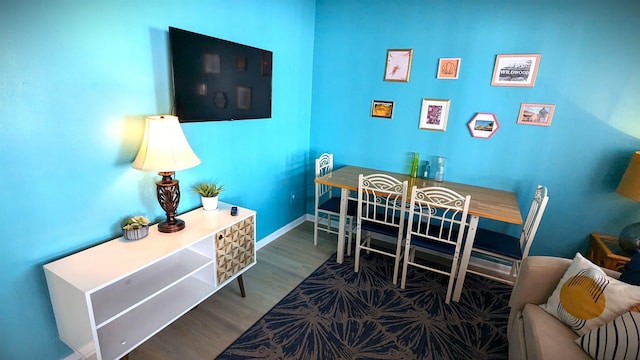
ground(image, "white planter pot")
xmin=201 ymin=196 xmax=219 ymax=211
xmin=123 ymin=225 xmax=149 ymax=241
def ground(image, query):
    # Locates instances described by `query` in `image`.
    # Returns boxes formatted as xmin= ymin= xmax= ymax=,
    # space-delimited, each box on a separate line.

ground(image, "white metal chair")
xmin=354 ymin=173 xmax=408 ymax=285
xmin=313 ymin=153 xmax=357 ymax=255
xmin=401 ymin=186 xmax=471 ymax=304
xmin=465 ymin=185 xmax=549 ymax=285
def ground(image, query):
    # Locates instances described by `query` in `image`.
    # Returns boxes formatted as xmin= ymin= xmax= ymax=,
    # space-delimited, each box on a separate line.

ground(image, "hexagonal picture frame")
xmin=468 ymin=113 xmax=500 ymax=139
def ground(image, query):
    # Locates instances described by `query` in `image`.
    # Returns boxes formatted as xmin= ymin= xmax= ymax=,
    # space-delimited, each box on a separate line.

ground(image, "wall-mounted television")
xmin=168 ymin=27 xmax=272 ymax=122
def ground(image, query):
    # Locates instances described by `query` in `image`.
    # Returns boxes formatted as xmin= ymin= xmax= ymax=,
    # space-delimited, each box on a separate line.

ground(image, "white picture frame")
xmin=419 ymin=98 xmax=450 ymax=132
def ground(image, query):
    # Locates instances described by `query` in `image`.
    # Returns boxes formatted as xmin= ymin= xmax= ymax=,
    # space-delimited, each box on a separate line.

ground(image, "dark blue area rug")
xmin=216 ymin=252 xmax=511 ymax=359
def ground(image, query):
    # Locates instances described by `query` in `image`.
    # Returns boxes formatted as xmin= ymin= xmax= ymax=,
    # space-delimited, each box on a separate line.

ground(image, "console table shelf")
xmin=44 ymin=203 xmax=256 ymax=360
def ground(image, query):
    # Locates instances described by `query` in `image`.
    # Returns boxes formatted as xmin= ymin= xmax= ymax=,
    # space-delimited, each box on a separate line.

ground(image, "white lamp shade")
xmin=132 ymin=115 xmax=201 ymax=172
xmin=617 ymin=151 xmax=640 ymax=202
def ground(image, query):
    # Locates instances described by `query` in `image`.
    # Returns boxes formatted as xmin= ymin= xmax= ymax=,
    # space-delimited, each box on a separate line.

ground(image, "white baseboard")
xmin=62 ymin=354 xmax=83 ymax=360
xmin=61 ymin=341 xmax=95 ymax=360
xmin=255 ymin=214 xmax=308 ymax=251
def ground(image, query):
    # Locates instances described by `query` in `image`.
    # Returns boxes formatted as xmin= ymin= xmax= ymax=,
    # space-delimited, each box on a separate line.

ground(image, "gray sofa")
xmin=508 ymin=256 xmax=620 ymax=360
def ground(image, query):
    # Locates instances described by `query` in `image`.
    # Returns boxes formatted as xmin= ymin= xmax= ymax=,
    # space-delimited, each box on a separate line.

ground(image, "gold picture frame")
xmin=384 ymin=49 xmax=413 ymax=82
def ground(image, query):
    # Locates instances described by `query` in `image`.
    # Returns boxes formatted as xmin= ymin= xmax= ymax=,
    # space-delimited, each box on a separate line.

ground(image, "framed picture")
xmin=371 ymin=100 xmax=394 ymax=118
xmin=237 ymin=86 xmax=251 ymax=110
xmin=437 ymin=58 xmax=461 ymax=79
xmin=419 ymin=98 xmax=451 ymax=131
xmin=491 ymin=54 xmax=541 ymax=87
xmin=468 ymin=113 xmax=500 ymax=139
xmin=236 ymin=56 xmax=247 ymax=71
xmin=204 ymin=53 xmax=221 ymax=74
xmin=261 ymin=51 xmax=272 ymax=76
xmin=517 ymin=103 xmax=555 ymax=126
xmin=213 ymin=91 xmax=228 ymax=109
xmin=384 ymin=49 xmax=413 ymax=82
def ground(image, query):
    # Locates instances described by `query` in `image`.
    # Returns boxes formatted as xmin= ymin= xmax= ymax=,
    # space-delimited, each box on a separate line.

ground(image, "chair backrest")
xmin=519 ymin=185 xmax=549 ymax=258
xmin=357 ymin=173 xmax=408 ymax=231
xmin=406 ymin=186 xmax=471 ymax=247
xmin=315 ymin=153 xmax=334 ymax=201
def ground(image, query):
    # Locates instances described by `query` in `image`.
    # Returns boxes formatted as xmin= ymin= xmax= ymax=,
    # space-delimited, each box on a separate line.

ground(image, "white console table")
xmin=43 ymin=202 xmax=256 ymax=360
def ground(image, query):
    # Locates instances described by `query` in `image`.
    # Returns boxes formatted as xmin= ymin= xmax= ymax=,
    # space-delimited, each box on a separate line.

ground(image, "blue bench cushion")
xmin=362 ymin=219 xmax=402 ymax=238
xmin=409 ymin=223 xmax=459 ymax=256
xmin=318 ymin=197 xmax=358 ymax=216
xmin=473 ymin=228 xmax=522 ymax=260
xmin=410 ymin=235 xmax=456 ymax=255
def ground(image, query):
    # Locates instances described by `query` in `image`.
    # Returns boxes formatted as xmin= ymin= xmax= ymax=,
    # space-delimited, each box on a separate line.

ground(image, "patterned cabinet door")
xmin=216 ymin=215 xmax=255 ymax=284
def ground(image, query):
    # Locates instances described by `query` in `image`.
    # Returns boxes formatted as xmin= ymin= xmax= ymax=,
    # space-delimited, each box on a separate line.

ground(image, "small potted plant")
xmin=191 ymin=181 xmax=225 ymax=211
xmin=122 ymin=215 xmax=151 ymax=241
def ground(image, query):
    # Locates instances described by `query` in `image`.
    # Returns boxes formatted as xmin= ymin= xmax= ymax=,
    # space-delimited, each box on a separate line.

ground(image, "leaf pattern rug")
xmin=216 ymin=252 xmax=511 ymax=359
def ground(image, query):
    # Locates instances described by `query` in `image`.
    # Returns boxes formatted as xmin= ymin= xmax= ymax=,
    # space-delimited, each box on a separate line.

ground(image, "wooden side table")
xmin=588 ymin=233 xmax=633 ymax=271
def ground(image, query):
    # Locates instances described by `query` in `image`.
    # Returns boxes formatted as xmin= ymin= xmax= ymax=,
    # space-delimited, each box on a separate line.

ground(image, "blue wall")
xmin=2 ymin=0 xmax=640 ymax=358
xmin=310 ymin=0 xmax=640 ymax=257
xmin=0 ymin=1 xmax=315 ymax=358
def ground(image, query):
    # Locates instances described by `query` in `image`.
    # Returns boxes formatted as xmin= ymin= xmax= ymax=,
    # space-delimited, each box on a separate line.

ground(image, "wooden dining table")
xmin=315 ymin=165 xmax=523 ymax=301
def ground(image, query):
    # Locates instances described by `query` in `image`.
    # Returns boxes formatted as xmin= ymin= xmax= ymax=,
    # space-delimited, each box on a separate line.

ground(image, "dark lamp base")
xmin=158 ymin=218 xmax=185 ymax=233
xmin=155 ymin=171 xmax=186 ymax=233
xmin=619 ymin=222 xmax=640 ymax=253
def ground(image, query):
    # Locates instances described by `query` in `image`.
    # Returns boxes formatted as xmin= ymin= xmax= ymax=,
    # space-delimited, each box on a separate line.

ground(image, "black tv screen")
xmin=169 ymin=27 xmax=272 ymax=122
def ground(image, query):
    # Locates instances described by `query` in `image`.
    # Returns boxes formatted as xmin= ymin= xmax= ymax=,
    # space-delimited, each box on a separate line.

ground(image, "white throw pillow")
xmin=575 ymin=309 xmax=640 ymax=360
xmin=540 ymin=252 xmax=640 ymax=335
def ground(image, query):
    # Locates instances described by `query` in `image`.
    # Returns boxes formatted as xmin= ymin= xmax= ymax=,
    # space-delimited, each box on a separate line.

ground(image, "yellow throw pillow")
xmin=540 ymin=252 xmax=640 ymax=336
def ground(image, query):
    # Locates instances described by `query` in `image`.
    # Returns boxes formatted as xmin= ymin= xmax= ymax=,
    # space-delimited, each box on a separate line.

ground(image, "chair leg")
xmin=401 ymin=244 xmax=410 ymax=289
xmin=392 ymin=236 xmax=403 ymax=285
xmin=512 ymin=261 xmax=523 ymax=287
xmin=354 ymin=224 xmax=362 ymax=273
xmin=313 ymin=211 xmax=319 ymax=246
xmin=237 ymin=275 xmax=246 ymax=298
xmin=365 ymin=231 xmax=371 ymax=254
xmin=346 ymin=217 xmax=353 ymax=257
xmin=445 ymin=255 xmax=460 ymax=304
xmin=508 ymin=262 xmax=518 ymax=284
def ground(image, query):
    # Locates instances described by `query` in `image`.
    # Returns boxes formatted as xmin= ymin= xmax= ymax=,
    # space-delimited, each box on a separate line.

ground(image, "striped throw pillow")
xmin=575 ymin=309 xmax=640 ymax=360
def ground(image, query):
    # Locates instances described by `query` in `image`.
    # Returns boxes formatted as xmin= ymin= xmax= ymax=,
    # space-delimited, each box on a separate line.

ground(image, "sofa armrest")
xmin=509 ymin=256 xmax=571 ymax=310
xmin=507 ymin=256 xmax=572 ymax=336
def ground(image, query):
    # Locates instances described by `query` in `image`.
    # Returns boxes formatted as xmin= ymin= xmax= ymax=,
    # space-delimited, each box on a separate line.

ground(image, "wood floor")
xmin=129 ymin=221 xmax=337 ymax=360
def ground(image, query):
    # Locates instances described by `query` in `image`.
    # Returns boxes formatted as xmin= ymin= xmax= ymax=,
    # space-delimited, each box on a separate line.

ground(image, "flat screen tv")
xmin=169 ymin=27 xmax=272 ymax=122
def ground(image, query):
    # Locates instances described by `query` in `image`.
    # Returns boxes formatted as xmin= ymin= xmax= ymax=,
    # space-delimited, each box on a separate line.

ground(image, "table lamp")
xmin=132 ymin=115 xmax=201 ymax=233
xmin=616 ymin=150 xmax=640 ymax=252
